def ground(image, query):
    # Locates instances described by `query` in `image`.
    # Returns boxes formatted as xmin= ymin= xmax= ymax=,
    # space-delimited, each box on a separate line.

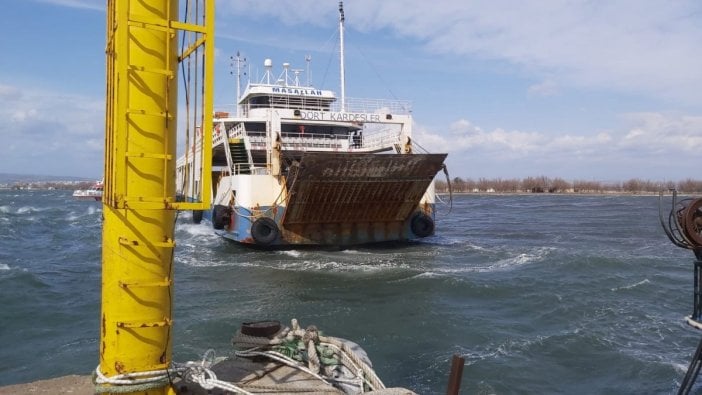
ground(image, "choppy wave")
xmin=611 ymin=279 xmax=651 ymax=292
xmin=177 ymin=222 xmax=217 ymax=238
xmin=0 ymin=190 xmax=698 ymax=393
xmin=65 ymin=205 xmax=101 ymax=222
xmin=278 ymin=250 xmax=302 ymax=258
xmin=16 ymin=206 xmax=51 ymax=214
xmin=275 ymin=259 xmax=411 ymax=273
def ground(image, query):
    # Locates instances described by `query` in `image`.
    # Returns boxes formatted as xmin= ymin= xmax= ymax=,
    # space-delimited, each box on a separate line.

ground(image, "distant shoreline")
xmin=434 ymin=176 xmax=702 ymax=196
xmin=436 ymin=191 xmax=694 ymax=197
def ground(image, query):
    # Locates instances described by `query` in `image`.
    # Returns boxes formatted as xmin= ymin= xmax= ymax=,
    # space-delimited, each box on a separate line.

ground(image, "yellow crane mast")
xmin=100 ymin=1 xmax=213 ymax=393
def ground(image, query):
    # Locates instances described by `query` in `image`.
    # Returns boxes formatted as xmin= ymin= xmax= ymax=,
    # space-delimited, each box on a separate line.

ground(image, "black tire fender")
xmin=410 ymin=212 xmax=435 ymax=238
xmin=251 ymin=217 xmax=279 ymax=245
xmin=241 ymin=320 xmax=281 ymax=338
xmin=212 ymin=205 xmax=230 ymax=230
xmin=192 ymin=210 xmax=203 ymax=224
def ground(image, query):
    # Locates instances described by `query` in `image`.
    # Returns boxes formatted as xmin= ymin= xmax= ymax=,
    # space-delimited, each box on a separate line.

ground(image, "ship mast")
xmin=231 ymin=51 xmax=247 ymax=116
xmin=339 ymin=1 xmax=346 ymax=112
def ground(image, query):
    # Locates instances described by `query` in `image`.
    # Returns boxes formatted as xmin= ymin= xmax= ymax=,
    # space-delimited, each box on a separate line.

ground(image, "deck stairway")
xmin=228 ymin=138 xmax=251 ymax=174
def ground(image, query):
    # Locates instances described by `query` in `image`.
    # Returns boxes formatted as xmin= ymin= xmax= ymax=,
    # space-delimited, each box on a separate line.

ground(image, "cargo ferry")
xmin=176 ymin=7 xmax=447 ymax=248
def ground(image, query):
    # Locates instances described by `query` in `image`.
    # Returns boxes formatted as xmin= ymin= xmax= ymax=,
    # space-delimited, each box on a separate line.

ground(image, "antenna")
xmin=263 ymin=58 xmax=273 ymax=84
xmin=292 ymin=69 xmax=304 ymax=87
xmin=338 ymin=1 xmax=346 ymax=112
xmin=282 ymin=62 xmax=290 ymax=86
xmin=305 ymin=54 xmax=312 ymax=86
xmin=230 ymin=51 xmax=247 ymax=116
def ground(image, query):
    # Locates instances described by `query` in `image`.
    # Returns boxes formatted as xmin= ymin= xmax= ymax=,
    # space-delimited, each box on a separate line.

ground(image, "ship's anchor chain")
xmin=659 ymin=191 xmax=702 ymax=394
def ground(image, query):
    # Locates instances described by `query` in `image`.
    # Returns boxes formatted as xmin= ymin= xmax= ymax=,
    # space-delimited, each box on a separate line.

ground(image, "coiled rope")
xmin=94 ymin=318 xmax=387 ymax=394
xmin=232 ymin=318 xmax=386 ymax=392
xmin=94 ymin=349 xmax=253 ymax=394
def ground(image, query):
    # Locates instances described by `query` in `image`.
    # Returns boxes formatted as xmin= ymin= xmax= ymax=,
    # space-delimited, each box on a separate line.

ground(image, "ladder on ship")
xmin=228 ymin=138 xmax=252 ymax=174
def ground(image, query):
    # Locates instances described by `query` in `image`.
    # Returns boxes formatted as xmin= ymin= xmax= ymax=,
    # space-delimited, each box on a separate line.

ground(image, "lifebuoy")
xmin=410 ymin=212 xmax=434 ymax=238
xmin=251 ymin=217 xmax=279 ymax=245
xmin=192 ymin=210 xmax=203 ymax=224
xmin=212 ymin=205 xmax=230 ymax=230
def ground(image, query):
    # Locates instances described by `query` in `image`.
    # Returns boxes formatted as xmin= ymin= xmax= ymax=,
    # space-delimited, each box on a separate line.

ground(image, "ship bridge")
xmin=239 ymin=83 xmax=337 ymax=114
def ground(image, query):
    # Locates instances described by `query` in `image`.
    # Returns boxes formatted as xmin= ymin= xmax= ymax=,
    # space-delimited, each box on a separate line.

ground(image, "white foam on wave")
xmin=66 ymin=205 xmax=102 ymax=222
xmin=0 ymin=205 xmax=10 ymax=214
xmin=387 ymin=271 xmax=442 ymax=283
xmin=16 ymin=205 xmax=52 ymax=214
xmin=0 ymin=263 xmax=9 ymax=271
xmin=278 ymin=250 xmax=302 ymax=258
xmin=464 ymin=242 xmax=491 ymax=252
xmin=485 ymin=247 xmax=555 ymax=271
xmin=341 ymin=249 xmax=373 ymax=255
xmin=436 ymin=246 xmax=555 ymax=274
xmin=17 ymin=206 xmax=33 ymax=214
xmin=464 ymin=328 xmax=579 ymax=366
xmin=457 ymin=251 xmax=544 ymax=273
xmin=611 ymin=279 xmax=650 ymax=292
xmin=177 ymin=222 xmax=218 ymax=238
xmin=672 ymin=362 xmax=689 ymax=374
xmin=180 ymin=255 xmax=236 ymax=268
xmin=275 ymin=258 xmax=410 ymax=274
xmin=419 ymin=236 xmax=463 ymax=246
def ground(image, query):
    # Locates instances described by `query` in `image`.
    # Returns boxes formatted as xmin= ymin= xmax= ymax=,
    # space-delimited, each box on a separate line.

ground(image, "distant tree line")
xmin=435 ymin=177 xmax=702 ymax=194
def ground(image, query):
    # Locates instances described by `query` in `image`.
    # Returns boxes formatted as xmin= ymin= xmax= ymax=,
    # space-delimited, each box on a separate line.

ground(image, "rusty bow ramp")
xmin=281 ymin=152 xmax=447 ymax=246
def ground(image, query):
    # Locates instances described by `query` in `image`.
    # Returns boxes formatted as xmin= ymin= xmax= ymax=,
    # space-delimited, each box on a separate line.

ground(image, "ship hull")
xmin=209 ymin=152 xmax=447 ymax=248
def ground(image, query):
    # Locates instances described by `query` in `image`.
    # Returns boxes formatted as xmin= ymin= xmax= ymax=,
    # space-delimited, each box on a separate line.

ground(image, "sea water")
xmin=0 ymin=189 xmax=698 ymax=394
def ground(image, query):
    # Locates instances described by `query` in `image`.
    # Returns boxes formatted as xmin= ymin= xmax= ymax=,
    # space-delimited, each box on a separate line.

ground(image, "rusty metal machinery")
xmin=659 ymin=191 xmax=702 ymax=395
xmin=660 ymin=191 xmax=702 ymax=258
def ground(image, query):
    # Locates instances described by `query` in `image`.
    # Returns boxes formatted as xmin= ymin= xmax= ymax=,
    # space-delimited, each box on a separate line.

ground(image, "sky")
xmin=1 ymin=0 xmax=701 ymax=182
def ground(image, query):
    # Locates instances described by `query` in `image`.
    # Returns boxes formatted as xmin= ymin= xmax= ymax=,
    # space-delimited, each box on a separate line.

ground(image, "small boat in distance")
xmin=72 ymin=179 xmax=103 ymax=201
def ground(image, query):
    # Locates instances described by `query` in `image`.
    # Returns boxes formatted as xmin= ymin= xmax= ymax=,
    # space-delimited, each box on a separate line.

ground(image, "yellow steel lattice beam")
xmin=100 ymin=1 xmax=213 ymax=394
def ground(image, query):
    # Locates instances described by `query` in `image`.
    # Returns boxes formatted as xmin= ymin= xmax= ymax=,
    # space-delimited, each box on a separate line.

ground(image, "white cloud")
xmin=619 ymin=112 xmax=702 ymax=153
xmin=373 ymin=1 xmax=702 ymax=104
xmin=418 ymin=118 xmax=545 ymax=156
xmin=0 ymin=84 xmax=21 ymax=100
xmin=414 ymin=110 xmax=700 ymax=179
xmin=528 ymin=80 xmax=559 ymax=97
xmin=0 ymin=83 xmax=104 ymax=176
xmin=220 ymin=1 xmax=702 ymax=105
xmin=33 ymin=0 xmax=104 ymax=11
xmin=11 ymin=108 xmax=38 ymax=123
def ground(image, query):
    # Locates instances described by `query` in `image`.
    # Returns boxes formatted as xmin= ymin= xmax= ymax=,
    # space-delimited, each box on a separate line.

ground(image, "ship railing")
xmin=212 ymin=123 xmax=245 ymax=149
xmin=331 ymin=97 xmax=412 ymax=115
xmin=227 ymin=123 xmax=247 ymax=139
xmin=359 ymin=128 xmax=402 ymax=151
xmin=215 ymin=96 xmax=412 ymax=116
xmin=244 ymin=129 xmax=400 ymax=152
xmin=213 ymin=127 xmax=225 ymax=146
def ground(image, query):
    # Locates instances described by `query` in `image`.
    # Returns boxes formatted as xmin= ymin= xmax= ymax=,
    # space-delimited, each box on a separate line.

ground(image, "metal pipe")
xmin=446 ymin=354 xmax=465 ymax=395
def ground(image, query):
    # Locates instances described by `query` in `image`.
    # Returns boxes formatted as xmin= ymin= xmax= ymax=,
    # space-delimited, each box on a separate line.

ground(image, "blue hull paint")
xmin=206 ymin=203 xmax=437 ymax=248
